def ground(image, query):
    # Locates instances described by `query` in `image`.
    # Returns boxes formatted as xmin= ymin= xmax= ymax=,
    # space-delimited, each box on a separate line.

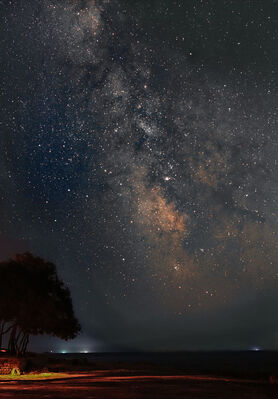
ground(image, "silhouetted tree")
xmin=0 ymin=253 xmax=80 ymax=356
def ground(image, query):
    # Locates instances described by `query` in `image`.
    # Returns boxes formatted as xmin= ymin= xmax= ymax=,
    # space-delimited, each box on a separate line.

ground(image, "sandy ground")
xmin=1 ymin=371 xmax=278 ymax=398
xmin=2 ymin=352 xmax=278 ymax=397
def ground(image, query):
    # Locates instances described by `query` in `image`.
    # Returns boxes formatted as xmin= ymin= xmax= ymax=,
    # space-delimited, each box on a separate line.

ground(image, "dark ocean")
xmin=50 ymin=351 xmax=278 ymax=379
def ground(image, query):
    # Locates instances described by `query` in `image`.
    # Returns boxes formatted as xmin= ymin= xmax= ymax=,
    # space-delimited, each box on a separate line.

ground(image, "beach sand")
xmin=1 ymin=353 xmax=278 ymax=399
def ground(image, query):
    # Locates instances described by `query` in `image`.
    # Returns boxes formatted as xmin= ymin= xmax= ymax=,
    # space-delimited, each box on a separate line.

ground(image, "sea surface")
xmin=50 ymin=350 xmax=278 ymax=379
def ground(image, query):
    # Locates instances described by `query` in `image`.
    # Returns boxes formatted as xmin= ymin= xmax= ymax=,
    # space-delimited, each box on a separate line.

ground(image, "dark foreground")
xmin=1 ymin=351 xmax=278 ymax=398
xmin=1 ymin=372 xmax=278 ymax=398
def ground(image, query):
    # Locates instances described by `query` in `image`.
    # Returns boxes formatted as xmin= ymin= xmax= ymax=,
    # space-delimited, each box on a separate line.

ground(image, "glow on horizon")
xmin=58 ymin=349 xmax=91 ymax=354
xmin=250 ymin=347 xmax=261 ymax=351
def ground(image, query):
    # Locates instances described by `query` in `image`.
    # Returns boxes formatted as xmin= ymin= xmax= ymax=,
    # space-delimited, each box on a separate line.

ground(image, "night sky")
xmin=1 ymin=0 xmax=278 ymax=352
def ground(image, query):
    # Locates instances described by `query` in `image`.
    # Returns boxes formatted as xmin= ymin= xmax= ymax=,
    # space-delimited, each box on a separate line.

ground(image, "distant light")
xmin=61 ymin=350 xmax=67 ymax=354
xmin=81 ymin=350 xmax=89 ymax=354
xmin=250 ymin=347 xmax=261 ymax=351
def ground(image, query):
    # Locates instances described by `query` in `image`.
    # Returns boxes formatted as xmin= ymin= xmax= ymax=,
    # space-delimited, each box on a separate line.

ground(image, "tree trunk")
xmin=8 ymin=324 xmax=18 ymax=355
xmin=17 ymin=331 xmax=29 ymax=356
xmin=0 ymin=321 xmax=4 ymax=348
xmin=15 ymin=329 xmax=23 ymax=357
xmin=0 ymin=321 xmax=17 ymax=350
xmin=7 ymin=325 xmax=29 ymax=356
xmin=21 ymin=333 xmax=29 ymax=356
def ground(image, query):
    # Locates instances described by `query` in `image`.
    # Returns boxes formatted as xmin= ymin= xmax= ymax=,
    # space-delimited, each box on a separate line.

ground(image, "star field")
xmin=0 ymin=0 xmax=278 ymax=351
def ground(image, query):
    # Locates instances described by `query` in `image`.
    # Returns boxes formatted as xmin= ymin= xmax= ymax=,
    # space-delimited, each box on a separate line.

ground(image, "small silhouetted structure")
xmin=0 ymin=356 xmax=25 ymax=375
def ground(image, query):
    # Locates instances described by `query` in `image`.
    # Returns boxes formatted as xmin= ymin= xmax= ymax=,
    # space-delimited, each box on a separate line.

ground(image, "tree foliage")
xmin=0 ymin=253 xmax=80 ymax=356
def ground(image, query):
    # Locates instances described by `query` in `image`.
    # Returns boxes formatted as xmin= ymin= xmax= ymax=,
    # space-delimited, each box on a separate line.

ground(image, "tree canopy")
xmin=0 ymin=252 xmax=80 ymax=356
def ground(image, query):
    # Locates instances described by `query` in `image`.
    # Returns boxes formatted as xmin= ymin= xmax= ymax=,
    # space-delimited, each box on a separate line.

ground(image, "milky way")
xmin=1 ymin=0 xmax=278 ymax=351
